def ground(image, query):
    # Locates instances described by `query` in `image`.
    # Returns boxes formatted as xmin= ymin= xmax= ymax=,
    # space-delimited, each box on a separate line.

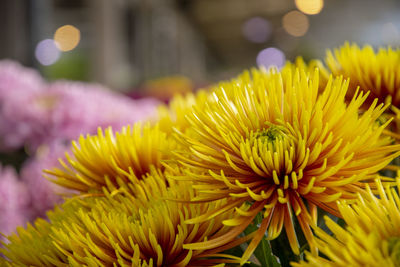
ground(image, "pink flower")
xmin=0 ymin=60 xmax=44 ymax=102
xmin=0 ymin=61 xmax=45 ymax=150
xmin=0 ymin=164 xmax=30 ymax=239
xmin=44 ymin=81 xmax=160 ymax=144
xmin=0 ymin=89 xmax=51 ymax=150
xmin=20 ymin=141 xmax=72 ymax=220
xmin=0 ymin=60 xmax=161 ymax=151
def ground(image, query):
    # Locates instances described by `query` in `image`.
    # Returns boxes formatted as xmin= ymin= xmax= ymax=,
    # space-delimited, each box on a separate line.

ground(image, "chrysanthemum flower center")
xmin=243 ymin=125 xmax=300 ymax=190
xmin=388 ymin=237 xmax=400 ymax=264
xmin=256 ymin=125 xmax=286 ymax=144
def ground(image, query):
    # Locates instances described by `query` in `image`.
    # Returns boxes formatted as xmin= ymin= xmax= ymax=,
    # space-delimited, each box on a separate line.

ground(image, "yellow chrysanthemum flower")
xmin=1 ymin=172 xmax=243 ymax=266
xmin=293 ymin=178 xmax=400 ymax=267
xmin=326 ymin=42 xmax=400 ymax=107
xmin=45 ymin=122 xmax=173 ymax=194
xmin=173 ymin=67 xmax=400 ymax=264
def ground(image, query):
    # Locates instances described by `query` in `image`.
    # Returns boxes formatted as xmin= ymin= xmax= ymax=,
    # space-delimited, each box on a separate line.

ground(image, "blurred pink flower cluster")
xmin=0 ymin=60 xmax=159 ymax=151
xmin=0 ymin=60 xmax=160 ymax=241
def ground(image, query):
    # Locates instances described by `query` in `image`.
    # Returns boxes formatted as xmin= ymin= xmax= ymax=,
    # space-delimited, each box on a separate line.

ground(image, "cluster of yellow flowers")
xmin=1 ymin=42 xmax=400 ymax=267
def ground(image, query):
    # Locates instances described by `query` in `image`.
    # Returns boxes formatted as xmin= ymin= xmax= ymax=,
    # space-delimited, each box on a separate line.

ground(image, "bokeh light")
xmin=256 ymin=47 xmax=285 ymax=69
xmin=242 ymin=17 xmax=272 ymax=43
xmin=295 ymin=0 xmax=324 ymax=15
xmin=35 ymin=39 xmax=61 ymax=66
xmin=282 ymin=11 xmax=310 ymax=37
xmin=53 ymin=25 xmax=81 ymax=52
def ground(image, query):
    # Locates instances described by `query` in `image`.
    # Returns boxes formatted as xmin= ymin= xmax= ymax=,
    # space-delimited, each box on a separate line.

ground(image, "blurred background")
xmin=1 ymin=0 xmax=400 ymax=92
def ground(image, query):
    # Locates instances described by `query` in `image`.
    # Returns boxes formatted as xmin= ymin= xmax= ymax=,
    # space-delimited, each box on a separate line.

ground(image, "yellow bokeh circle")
xmin=54 ymin=25 xmax=80 ymax=52
xmin=282 ymin=11 xmax=309 ymax=37
xmin=295 ymin=0 xmax=324 ymax=15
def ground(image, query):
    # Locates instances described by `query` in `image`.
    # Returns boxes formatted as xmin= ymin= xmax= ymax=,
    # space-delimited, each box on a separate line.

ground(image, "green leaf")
xmin=270 ymin=233 xmax=299 ymax=267
xmin=255 ymin=236 xmax=281 ymax=267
